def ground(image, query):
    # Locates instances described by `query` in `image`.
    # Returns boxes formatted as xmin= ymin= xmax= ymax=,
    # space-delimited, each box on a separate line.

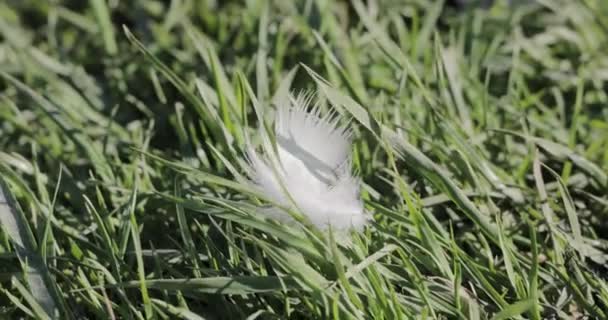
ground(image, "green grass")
xmin=1 ymin=0 xmax=608 ymax=319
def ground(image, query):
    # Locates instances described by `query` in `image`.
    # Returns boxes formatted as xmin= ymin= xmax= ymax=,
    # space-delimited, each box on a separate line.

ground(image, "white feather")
xmin=246 ymin=93 xmax=370 ymax=230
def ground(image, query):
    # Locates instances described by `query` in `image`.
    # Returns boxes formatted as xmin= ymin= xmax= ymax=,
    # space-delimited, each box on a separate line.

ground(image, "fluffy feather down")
xmin=246 ymin=94 xmax=369 ymax=230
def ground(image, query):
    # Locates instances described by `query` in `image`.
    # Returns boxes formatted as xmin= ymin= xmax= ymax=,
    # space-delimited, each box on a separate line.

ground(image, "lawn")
xmin=1 ymin=0 xmax=608 ymax=319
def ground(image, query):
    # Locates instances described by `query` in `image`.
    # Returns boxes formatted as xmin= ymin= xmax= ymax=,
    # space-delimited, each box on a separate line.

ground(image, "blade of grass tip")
xmin=99 ymin=285 xmax=116 ymax=320
xmin=441 ymin=46 xmax=472 ymax=135
xmin=127 ymin=187 xmax=153 ymax=319
xmin=328 ymin=228 xmax=364 ymax=314
xmin=208 ymin=46 xmax=236 ymax=137
xmin=148 ymin=245 xmax=169 ymax=303
xmin=496 ymin=216 xmax=524 ymax=298
xmin=527 ymin=221 xmax=541 ymax=320
xmin=236 ymin=70 xmax=250 ymax=137
xmin=342 ymin=244 xmax=398 ymax=281
xmin=312 ymin=31 xmax=368 ymax=105
xmin=2 ymin=286 xmax=35 ymax=318
xmin=174 ymin=180 xmax=202 ymax=278
xmin=457 ymin=253 xmax=508 ymax=308
xmin=31 ymin=145 xmax=50 ymax=206
xmin=82 ymin=195 xmax=122 ymax=281
xmin=206 ymin=142 xmax=246 ymax=182
xmin=236 ymin=71 xmax=270 ymax=138
xmin=271 ymin=65 xmax=299 ymax=107
xmin=490 ymin=299 xmax=535 ymax=320
xmin=562 ymin=79 xmax=584 ymax=183
xmin=450 ymin=227 xmax=482 ymax=320
xmin=149 ymin=69 xmax=167 ymax=104
xmin=449 ymin=225 xmax=462 ymax=314
xmin=195 ymin=79 xmax=237 ymax=153
xmin=0 ymin=177 xmax=60 ymax=318
xmin=411 ymin=207 xmax=453 ymax=278
xmin=253 ymin=240 xmax=330 ymax=291
xmin=553 ymin=255 xmax=606 ymax=318
xmin=40 ymin=164 xmax=62 ymax=267
xmin=172 ymin=101 xmax=200 ymax=166
xmin=151 ymin=299 xmax=206 ymax=320
xmin=256 ymin=2 xmax=270 ymax=103
xmin=11 ymin=276 xmax=52 ymax=320
xmin=346 ymin=259 xmax=387 ymax=317
xmin=55 ymin=7 xmax=98 ymax=34
xmin=395 ymin=249 xmax=439 ymax=319
xmin=83 ymin=257 xmax=136 ymax=318
xmin=302 ymin=65 xmax=382 ymax=136
xmin=74 ymin=267 xmax=103 ymax=313
xmin=184 ymin=23 xmax=237 ymax=108
xmin=532 ymin=149 xmax=564 ymax=266
xmin=162 ymin=0 xmax=188 ymax=30
xmin=540 ymin=163 xmax=584 ymax=257
xmin=415 ymin=0 xmax=445 ymax=58
xmin=88 ymin=0 xmax=117 ymax=55
xmin=90 ymin=276 xmax=306 ymax=295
